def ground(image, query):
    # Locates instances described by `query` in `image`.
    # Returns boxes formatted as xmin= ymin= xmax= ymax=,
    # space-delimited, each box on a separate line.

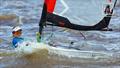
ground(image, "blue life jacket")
xmin=12 ymin=37 xmax=24 ymax=48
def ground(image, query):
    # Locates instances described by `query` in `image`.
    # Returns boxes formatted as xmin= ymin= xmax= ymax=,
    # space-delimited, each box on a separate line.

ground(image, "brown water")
xmin=0 ymin=0 xmax=120 ymax=68
xmin=2 ymin=54 xmax=120 ymax=68
xmin=0 ymin=48 xmax=120 ymax=68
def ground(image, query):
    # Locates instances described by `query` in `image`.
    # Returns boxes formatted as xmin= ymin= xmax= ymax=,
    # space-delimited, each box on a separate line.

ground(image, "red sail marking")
xmin=109 ymin=0 xmax=112 ymax=2
xmin=45 ymin=0 xmax=56 ymax=13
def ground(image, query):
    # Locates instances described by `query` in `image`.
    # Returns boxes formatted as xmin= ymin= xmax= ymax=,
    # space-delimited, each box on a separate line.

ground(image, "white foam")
xmin=0 ymin=57 xmax=3 ymax=59
xmin=15 ymin=41 xmax=49 ymax=55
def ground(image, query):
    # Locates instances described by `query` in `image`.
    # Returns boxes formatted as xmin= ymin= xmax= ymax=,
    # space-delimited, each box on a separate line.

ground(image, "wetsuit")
xmin=12 ymin=37 xmax=24 ymax=48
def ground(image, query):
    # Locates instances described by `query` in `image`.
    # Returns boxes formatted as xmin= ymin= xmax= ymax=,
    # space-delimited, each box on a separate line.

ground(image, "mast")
xmin=39 ymin=0 xmax=56 ymax=39
xmin=39 ymin=1 xmax=47 ymax=35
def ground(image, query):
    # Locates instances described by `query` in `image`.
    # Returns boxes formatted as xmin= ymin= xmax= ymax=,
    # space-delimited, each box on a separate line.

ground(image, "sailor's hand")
xmin=36 ymin=32 xmax=41 ymax=42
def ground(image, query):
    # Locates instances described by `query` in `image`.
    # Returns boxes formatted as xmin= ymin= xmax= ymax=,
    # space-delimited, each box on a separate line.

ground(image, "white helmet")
xmin=12 ymin=26 xmax=22 ymax=32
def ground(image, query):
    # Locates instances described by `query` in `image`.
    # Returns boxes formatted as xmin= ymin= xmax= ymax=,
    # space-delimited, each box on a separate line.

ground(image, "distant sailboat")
xmin=0 ymin=14 xmax=17 ymax=21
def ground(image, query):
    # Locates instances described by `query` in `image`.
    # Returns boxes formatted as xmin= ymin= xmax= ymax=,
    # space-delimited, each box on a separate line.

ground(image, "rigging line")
xmin=49 ymin=23 xmax=55 ymax=43
xmin=44 ymin=24 xmax=55 ymax=42
xmin=79 ymin=32 xmax=87 ymax=40
xmin=49 ymin=24 xmax=54 ymax=40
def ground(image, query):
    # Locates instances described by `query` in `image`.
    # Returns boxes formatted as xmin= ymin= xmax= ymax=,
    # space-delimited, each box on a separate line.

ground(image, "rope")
xmin=43 ymin=23 xmax=55 ymax=43
xmin=80 ymin=32 xmax=87 ymax=40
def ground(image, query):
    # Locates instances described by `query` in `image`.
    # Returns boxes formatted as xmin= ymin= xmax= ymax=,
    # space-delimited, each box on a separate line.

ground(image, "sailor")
xmin=104 ymin=5 xmax=111 ymax=15
xmin=12 ymin=26 xmax=24 ymax=48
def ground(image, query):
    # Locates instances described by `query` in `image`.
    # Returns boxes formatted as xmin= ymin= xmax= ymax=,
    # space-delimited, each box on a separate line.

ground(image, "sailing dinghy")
xmin=2 ymin=0 xmax=119 ymax=61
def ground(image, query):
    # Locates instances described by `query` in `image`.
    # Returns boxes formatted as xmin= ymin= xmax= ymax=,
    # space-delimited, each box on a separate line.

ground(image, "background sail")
xmin=54 ymin=0 xmax=116 ymax=26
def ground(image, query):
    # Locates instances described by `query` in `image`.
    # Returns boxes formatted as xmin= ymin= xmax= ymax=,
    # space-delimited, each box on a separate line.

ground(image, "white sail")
xmin=54 ymin=0 xmax=116 ymax=26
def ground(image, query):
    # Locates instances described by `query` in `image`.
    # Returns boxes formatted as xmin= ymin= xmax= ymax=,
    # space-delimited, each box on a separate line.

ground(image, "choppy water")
xmin=0 ymin=0 xmax=120 ymax=68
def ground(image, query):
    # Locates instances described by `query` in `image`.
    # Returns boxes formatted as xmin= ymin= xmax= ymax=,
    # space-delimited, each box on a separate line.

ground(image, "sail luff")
xmin=39 ymin=0 xmax=47 ymax=35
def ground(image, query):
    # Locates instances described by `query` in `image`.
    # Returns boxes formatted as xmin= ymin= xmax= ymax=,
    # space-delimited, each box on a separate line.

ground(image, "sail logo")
xmin=60 ymin=0 xmax=69 ymax=15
